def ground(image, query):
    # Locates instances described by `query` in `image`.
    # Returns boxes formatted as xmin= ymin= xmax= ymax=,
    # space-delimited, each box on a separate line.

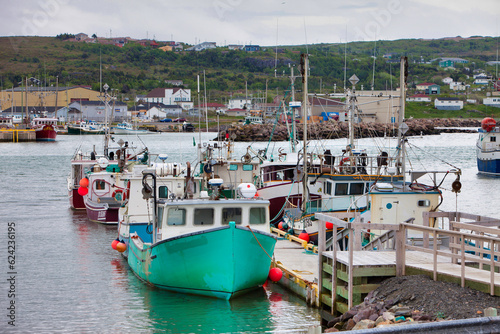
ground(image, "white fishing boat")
xmin=112 ymin=122 xmax=153 ymax=135
xmin=476 ymin=117 xmax=500 ymax=176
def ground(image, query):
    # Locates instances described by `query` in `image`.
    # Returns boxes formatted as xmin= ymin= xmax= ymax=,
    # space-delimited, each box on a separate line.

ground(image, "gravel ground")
xmin=369 ymin=275 xmax=500 ymax=320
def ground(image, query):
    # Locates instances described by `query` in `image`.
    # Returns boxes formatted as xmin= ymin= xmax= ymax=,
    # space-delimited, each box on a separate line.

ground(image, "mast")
xmin=397 ymin=56 xmax=408 ymax=186
xmin=55 ymin=76 xmax=59 ymax=119
xmin=300 ymin=53 xmax=309 ymax=213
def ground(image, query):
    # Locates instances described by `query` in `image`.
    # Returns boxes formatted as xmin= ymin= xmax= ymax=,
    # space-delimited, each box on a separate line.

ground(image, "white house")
xmin=450 ymin=82 xmax=467 ymax=91
xmin=434 ymin=97 xmax=463 ymax=110
xmin=186 ymin=42 xmax=216 ymax=51
xmin=483 ymin=97 xmax=500 ymax=108
xmin=146 ymin=103 xmax=183 ymax=119
xmin=474 ymin=76 xmax=491 ymax=85
xmin=442 ymin=77 xmax=454 ymax=85
xmin=406 ymin=94 xmax=431 ymax=102
xmin=68 ymin=101 xmax=128 ymax=121
xmin=228 ymin=98 xmax=252 ymax=110
xmin=144 ymin=88 xmax=193 ymax=110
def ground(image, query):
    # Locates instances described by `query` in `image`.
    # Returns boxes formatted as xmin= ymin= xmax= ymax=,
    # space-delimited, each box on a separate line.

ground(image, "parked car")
xmin=173 ymin=118 xmax=187 ymax=123
xmin=160 ymin=118 xmax=172 ymax=122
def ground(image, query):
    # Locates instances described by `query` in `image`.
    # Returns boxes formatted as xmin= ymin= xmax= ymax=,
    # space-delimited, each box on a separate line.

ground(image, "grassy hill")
xmin=0 ymin=35 xmax=498 ymax=106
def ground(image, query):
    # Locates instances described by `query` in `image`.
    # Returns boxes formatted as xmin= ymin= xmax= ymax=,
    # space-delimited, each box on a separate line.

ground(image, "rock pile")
xmin=217 ymin=119 xmax=480 ymax=142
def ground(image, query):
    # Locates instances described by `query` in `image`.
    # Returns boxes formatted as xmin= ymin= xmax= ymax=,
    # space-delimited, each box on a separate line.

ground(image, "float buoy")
xmin=298 ymin=230 xmax=310 ymax=243
xmin=278 ymin=221 xmax=284 ymax=230
xmin=111 ymin=238 xmax=120 ymax=250
xmin=325 ymin=221 xmax=334 ymax=230
xmin=79 ymin=178 xmax=89 ymax=188
xmin=481 ymin=117 xmax=496 ymax=132
xmin=268 ymin=267 xmax=283 ymax=282
xmin=78 ymin=187 xmax=88 ymax=196
xmin=116 ymin=242 xmax=127 ymax=253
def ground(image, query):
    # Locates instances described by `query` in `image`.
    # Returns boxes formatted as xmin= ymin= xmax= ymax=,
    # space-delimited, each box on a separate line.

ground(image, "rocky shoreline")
xmin=215 ymin=119 xmax=480 ymax=142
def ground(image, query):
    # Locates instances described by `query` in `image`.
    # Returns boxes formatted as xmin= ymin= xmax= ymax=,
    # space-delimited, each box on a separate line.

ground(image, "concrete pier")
xmin=0 ymin=129 xmax=36 ymax=142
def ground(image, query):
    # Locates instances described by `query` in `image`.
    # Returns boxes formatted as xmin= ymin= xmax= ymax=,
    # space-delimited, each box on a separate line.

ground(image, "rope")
xmin=246 ymin=225 xmax=275 ymax=264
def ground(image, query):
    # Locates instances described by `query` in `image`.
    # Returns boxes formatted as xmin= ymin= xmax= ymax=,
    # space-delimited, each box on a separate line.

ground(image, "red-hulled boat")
xmin=31 ymin=117 xmax=58 ymax=141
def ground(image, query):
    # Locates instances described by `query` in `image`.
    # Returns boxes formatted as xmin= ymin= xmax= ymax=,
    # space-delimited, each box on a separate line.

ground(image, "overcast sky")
xmin=4 ymin=0 xmax=499 ymax=46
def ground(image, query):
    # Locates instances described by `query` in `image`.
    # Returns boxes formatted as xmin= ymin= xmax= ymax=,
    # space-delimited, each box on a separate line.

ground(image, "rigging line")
xmin=407 ymin=141 xmax=461 ymax=171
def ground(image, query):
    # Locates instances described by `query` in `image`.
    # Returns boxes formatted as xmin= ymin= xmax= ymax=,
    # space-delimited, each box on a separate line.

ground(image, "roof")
xmin=195 ymin=103 xmax=226 ymax=108
xmin=436 ymin=97 xmax=461 ymax=101
xmin=4 ymin=85 xmax=93 ymax=93
xmin=70 ymin=100 xmax=127 ymax=106
xmin=146 ymin=88 xmax=166 ymax=98
xmin=409 ymin=94 xmax=429 ymax=98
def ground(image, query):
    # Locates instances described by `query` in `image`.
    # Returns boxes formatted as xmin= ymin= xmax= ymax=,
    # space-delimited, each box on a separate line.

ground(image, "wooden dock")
xmin=271 ymin=211 xmax=500 ymax=327
xmin=0 ymin=129 xmax=36 ymax=142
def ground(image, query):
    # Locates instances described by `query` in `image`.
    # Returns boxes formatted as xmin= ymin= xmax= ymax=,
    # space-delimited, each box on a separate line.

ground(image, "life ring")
xmin=339 ymin=157 xmax=350 ymax=174
xmin=203 ymin=163 xmax=212 ymax=174
xmin=112 ymin=189 xmax=127 ymax=202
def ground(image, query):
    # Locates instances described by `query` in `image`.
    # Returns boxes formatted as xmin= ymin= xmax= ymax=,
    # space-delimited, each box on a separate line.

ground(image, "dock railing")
xmin=316 ymin=211 xmax=500 ymax=312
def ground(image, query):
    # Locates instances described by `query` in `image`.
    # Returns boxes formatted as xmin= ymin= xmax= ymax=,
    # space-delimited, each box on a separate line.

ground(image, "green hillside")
xmin=0 ymin=35 xmax=498 ymax=104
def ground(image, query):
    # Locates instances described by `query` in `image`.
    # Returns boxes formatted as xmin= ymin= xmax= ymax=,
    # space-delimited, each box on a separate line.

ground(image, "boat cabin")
xmin=154 ymin=199 xmax=271 ymax=241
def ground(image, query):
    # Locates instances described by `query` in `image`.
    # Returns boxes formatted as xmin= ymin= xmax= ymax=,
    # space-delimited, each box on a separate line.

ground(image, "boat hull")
xmin=127 ymin=223 xmax=276 ymax=300
xmin=84 ymin=198 xmax=120 ymax=224
xmin=69 ymin=188 xmax=86 ymax=210
xmin=477 ymin=158 xmax=500 ymax=175
xmin=35 ymin=126 xmax=57 ymax=141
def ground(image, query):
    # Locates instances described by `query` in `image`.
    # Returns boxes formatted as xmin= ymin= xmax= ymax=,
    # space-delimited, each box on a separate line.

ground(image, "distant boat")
xmin=67 ymin=121 xmax=106 ymax=135
xmin=31 ymin=117 xmax=58 ymax=142
xmin=112 ymin=122 xmax=153 ymax=135
xmin=245 ymin=115 xmax=264 ymax=125
xmin=182 ymin=121 xmax=195 ymax=132
xmin=477 ymin=117 xmax=500 ymax=175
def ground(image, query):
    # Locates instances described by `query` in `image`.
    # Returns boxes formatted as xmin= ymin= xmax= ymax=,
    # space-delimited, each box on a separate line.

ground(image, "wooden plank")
xmin=335 ymin=302 xmax=349 ymax=314
xmin=452 ymin=222 xmax=500 ymax=235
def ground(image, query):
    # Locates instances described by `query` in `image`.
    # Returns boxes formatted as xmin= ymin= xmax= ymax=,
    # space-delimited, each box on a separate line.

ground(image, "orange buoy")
xmin=111 ymin=238 xmax=120 ymax=250
xmin=79 ymin=177 xmax=89 ymax=188
xmin=77 ymin=186 xmax=88 ymax=196
xmin=298 ymin=230 xmax=310 ymax=243
xmin=481 ymin=117 xmax=496 ymax=132
xmin=268 ymin=267 xmax=283 ymax=282
xmin=278 ymin=221 xmax=284 ymax=230
xmin=325 ymin=221 xmax=334 ymax=230
xmin=116 ymin=242 xmax=127 ymax=253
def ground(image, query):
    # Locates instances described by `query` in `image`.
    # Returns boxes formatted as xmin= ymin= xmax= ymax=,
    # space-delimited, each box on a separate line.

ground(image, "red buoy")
xmin=325 ymin=221 xmax=334 ymax=230
xmin=79 ymin=177 xmax=89 ymax=188
xmin=111 ymin=238 xmax=120 ymax=250
xmin=298 ymin=230 xmax=310 ymax=243
xmin=481 ymin=117 xmax=496 ymax=132
xmin=116 ymin=242 xmax=127 ymax=253
xmin=278 ymin=221 xmax=284 ymax=230
xmin=268 ymin=267 xmax=283 ymax=282
xmin=77 ymin=186 xmax=88 ymax=196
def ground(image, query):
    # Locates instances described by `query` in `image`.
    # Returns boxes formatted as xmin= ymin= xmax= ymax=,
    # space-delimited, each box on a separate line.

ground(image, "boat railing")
xmin=320 ymin=154 xmax=399 ymax=175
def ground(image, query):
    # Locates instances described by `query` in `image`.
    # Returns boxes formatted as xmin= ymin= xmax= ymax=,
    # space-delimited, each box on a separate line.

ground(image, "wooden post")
xmin=433 ymin=230 xmax=438 ymax=281
xmin=348 ymin=225 xmax=354 ymax=310
xmin=461 ymin=233 xmax=465 ymax=288
xmin=332 ymin=223 xmax=337 ymax=314
xmin=491 ymin=241 xmax=495 ymax=296
xmin=396 ymin=225 xmax=404 ymax=276
xmin=423 ymin=211 xmax=429 ymax=248
xmin=318 ymin=216 xmax=325 ymax=304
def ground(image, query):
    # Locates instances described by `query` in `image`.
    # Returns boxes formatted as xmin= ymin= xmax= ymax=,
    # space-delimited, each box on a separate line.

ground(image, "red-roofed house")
xmin=226 ymin=108 xmax=247 ymax=117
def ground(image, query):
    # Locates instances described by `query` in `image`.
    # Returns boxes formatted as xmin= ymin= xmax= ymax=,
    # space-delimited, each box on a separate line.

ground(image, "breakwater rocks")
xmin=216 ymin=119 xmax=480 ymax=142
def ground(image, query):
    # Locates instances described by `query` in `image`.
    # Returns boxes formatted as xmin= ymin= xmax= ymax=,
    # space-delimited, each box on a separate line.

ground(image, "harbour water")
xmin=0 ymin=130 xmax=498 ymax=333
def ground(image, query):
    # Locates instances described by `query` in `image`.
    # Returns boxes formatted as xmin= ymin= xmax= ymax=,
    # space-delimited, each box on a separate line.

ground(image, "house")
xmin=406 ymin=94 xmax=431 ymax=102
xmin=143 ymin=88 xmax=193 ymax=110
xmin=68 ymin=101 xmax=128 ymax=122
xmin=434 ymin=97 xmax=463 ymax=110
xmin=483 ymin=97 xmax=500 ymax=108
xmin=243 ymin=45 xmax=260 ymax=52
xmin=164 ymin=80 xmax=183 ymax=86
xmin=474 ymin=75 xmax=491 ymax=85
xmin=195 ymin=103 xmax=226 ymax=111
xmin=146 ymin=103 xmax=183 ymax=119
xmin=442 ymin=77 xmax=454 ymax=85
xmin=228 ymin=98 xmax=252 ymax=110
xmin=227 ymin=45 xmax=243 ymax=50
xmin=225 ymin=108 xmax=247 ymax=117
xmin=450 ymin=82 xmax=467 ymax=91
xmin=75 ymin=33 xmax=89 ymax=41
xmin=186 ymin=42 xmax=216 ymax=51
xmin=137 ymin=39 xmax=159 ymax=48
xmin=438 ymin=58 xmax=468 ymax=68
xmin=416 ymin=83 xmax=440 ymax=95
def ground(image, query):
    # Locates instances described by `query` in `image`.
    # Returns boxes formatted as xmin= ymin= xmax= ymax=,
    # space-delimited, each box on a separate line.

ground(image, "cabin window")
xmin=325 ymin=181 xmax=332 ymax=195
xmin=491 ymin=137 xmax=496 ymax=142
xmin=335 ymin=183 xmax=348 ymax=196
xmin=242 ymin=164 xmax=253 ymax=171
xmin=229 ymin=164 xmax=238 ymax=171
xmin=157 ymin=207 xmax=164 ymax=226
xmin=222 ymin=207 xmax=242 ymax=225
xmin=417 ymin=200 xmax=431 ymax=207
xmin=167 ymin=208 xmax=186 ymax=226
xmin=350 ymin=183 xmax=365 ymax=195
xmin=250 ymin=207 xmax=266 ymax=224
xmin=194 ymin=208 xmax=214 ymax=225
xmin=158 ymin=186 xmax=169 ymax=199
xmin=95 ymin=180 xmax=106 ymax=190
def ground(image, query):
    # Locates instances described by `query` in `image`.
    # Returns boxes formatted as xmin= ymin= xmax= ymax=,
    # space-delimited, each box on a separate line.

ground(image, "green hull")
xmin=127 ymin=223 xmax=277 ymax=300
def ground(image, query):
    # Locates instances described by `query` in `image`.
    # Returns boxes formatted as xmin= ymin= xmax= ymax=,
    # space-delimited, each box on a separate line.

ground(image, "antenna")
xmin=303 ymin=17 xmax=309 ymax=54
xmin=344 ymin=26 xmax=347 ymax=91
xmin=275 ymin=18 xmax=278 ymax=78
xmin=372 ymin=37 xmax=377 ymax=90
